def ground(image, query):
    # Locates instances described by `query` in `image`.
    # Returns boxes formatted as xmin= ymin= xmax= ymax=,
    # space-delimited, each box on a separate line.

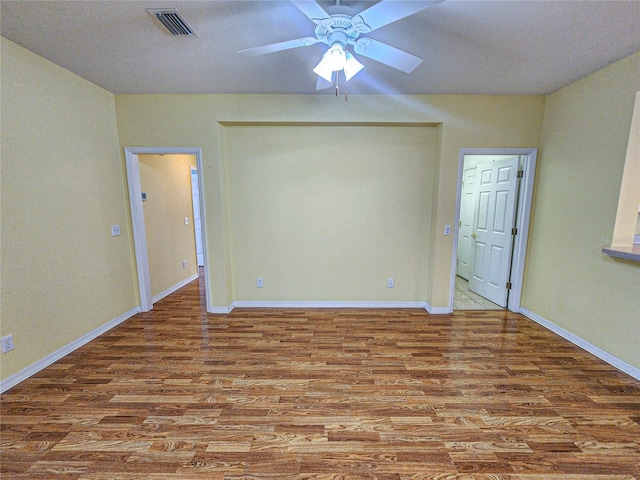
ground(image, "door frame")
xmin=190 ymin=166 xmax=204 ymax=267
xmin=124 ymin=147 xmax=210 ymax=313
xmin=449 ymin=148 xmax=537 ymax=313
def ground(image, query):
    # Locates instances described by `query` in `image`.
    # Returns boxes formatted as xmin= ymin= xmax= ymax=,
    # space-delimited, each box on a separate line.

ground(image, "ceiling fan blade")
xmin=289 ymin=0 xmax=334 ymax=29
xmin=237 ymin=37 xmax=320 ymax=57
xmin=354 ymin=38 xmax=423 ymax=73
xmin=352 ymin=0 xmax=444 ymax=33
xmin=316 ymin=74 xmax=334 ymax=90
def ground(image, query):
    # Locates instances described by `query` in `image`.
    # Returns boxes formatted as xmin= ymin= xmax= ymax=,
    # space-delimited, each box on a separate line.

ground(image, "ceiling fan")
xmin=238 ymin=0 xmax=444 ymax=90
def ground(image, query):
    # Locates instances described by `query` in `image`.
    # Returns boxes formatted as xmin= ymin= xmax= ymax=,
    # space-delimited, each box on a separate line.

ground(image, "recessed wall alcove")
xmin=217 ymin=121 xmax=441 ymax=305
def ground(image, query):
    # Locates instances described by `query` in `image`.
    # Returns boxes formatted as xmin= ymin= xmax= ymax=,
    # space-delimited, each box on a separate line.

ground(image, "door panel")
xmin=468 ymin=157 xmax=519 ymax=307
xmin=494 ymin=190 xmax=509 ymax=232
xmin=472 ymin=241 xmax=487 ymax=280
xmin=487 ymin=244 xmax=505 ymax=288
xmin=477 ymin=191 xmax=490 ymax=231
xmin=456 ymin=166 xmax=477 ymax=279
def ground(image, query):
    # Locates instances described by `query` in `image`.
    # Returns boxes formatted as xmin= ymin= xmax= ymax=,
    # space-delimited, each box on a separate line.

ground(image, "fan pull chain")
xmin=336 ymin=72 xmax=349 ymax=102
xmin=334 ymin=72 xmax=348 ymax=101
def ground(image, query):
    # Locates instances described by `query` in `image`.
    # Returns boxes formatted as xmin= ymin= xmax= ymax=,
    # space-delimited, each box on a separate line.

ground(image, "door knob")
xmin=471 ymin=233 xmax=477 ymax=238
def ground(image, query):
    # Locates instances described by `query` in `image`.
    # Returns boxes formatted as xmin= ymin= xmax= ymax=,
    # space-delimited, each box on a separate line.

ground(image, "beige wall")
xmin=225 ymin=125 xmax=437 ymax=301
xmin=114 ymin=95 xmax=545 ymax=310
xmin=139 ymin=154 xmax=198 ymax=297
xmin=524 ymin=51 xmax=640 ymax=368
xmin=0 ymin=39 xmax=137 ymax=379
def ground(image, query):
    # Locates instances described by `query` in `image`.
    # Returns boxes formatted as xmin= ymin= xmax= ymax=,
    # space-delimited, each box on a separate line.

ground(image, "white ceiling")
xmin=1 ymin=0 xmax=638 ymax=95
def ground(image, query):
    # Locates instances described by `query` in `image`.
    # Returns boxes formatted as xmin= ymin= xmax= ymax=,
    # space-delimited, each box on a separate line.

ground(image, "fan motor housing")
xmin=314 ymin=14 xmax=361 ymax=46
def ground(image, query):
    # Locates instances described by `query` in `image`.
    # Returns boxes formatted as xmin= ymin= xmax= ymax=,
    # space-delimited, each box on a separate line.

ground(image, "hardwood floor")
xmin=2 ymin=276 xmax=639 ymax=479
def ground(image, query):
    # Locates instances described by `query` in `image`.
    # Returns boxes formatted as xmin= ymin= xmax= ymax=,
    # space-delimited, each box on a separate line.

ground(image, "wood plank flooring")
xmin=2 ymin=276 xmax=640 ymax=478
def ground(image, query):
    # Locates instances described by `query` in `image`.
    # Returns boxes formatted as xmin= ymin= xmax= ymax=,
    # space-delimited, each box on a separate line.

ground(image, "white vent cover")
xmin=147 ymin=8 xmax=197 ymax=36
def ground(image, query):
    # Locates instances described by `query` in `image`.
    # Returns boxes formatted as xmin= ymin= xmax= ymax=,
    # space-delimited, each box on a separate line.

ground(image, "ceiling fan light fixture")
xmin=313 ymin=64 xmax=334 ymax=83
xmin=313 ymin=43 xmax=346 ymax=81
xmin=344 ymin=52 xmax=364 ymax=81
xmin=313 ymin=43 xmax=363 ymax=83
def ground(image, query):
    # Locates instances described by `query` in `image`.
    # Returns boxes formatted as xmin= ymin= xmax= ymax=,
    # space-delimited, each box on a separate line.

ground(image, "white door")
xmin=190 ymin=168 xmax=204 ymax=267
xmin=468 ymin=157 xmax=519 ymax=306
xmin=457 ymin=165 xmax=477 ymax=280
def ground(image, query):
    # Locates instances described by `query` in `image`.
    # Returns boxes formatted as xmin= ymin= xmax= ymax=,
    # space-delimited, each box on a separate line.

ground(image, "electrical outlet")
xmin=444 ymin=224 xmax=451 ymax=236
xmin=1 ymin=334 xmax=15 ymax=353
xmin=257 ymin=277 xmax=264 ymax=288
xmin=182 ymin=260 xmax=187 ymax=269
xmin=111 ymin=224 xmax=121 ymax=236
xmin=387 ymin=278 xmax=394 ymax=288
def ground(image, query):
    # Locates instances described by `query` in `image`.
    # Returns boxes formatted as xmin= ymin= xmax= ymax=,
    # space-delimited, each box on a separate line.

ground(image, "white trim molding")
xmin=232 ymin=301 xmax=430 ymax=310
xmin=425 ymin=304 xmax=451 ymax=315
xmin=521 ymin=308 xmax=640 ymax=381
xmin=210 ymin=305 xmax=235 ymax=314
xmin=225 ymin=300 xmax=450 ymax=315
xmin=211 ymin=301 xmax=450 ymax=315
xmin=124 ymin=149 xmax=152 ymax=312
xmin=0 ymin=307 xmax=140 ymax=393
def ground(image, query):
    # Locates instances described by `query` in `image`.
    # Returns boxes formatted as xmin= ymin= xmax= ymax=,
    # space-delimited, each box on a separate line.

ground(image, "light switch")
xmin=111 ymin=224 xmax=121 ymax=236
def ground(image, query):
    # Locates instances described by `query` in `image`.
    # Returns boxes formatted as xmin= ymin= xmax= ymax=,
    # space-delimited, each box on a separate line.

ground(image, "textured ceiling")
xmin=1 ymin=0 xmax=639 ymax=95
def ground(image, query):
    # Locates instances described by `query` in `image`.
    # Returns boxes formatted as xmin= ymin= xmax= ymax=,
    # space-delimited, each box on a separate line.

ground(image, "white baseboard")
xmin=209 ymin=305 xmax=234 ymax=314
xmin=0 ymin=306 xmax=141 ymax=394
xmin=231 ymin=300 xmax=429 ymax=310
xmin=152 ymin=273 xmax=199 ymax=303
xmin=520 ymin=307 xmax=640 ymax=381
xmin=425 ymin=304 xmax=451 ymax=315
xmin=211 ymin=301 xmax=452 ymax=315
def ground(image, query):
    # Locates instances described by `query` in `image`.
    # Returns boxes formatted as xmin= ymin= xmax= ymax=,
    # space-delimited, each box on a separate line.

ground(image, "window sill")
xmin=602 ymin=244 xmax=640 ymax=262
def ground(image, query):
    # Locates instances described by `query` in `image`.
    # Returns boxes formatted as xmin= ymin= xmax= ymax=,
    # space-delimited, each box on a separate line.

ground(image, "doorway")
xmin=124 ymin=147 xmax=210 ymax=313
xmin=450 ymin=148 xmax=537 ymax=313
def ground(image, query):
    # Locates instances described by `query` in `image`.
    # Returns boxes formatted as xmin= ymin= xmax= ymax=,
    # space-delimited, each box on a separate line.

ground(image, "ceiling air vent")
xmin=147 ymin=8 xmax=198 ymax=36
